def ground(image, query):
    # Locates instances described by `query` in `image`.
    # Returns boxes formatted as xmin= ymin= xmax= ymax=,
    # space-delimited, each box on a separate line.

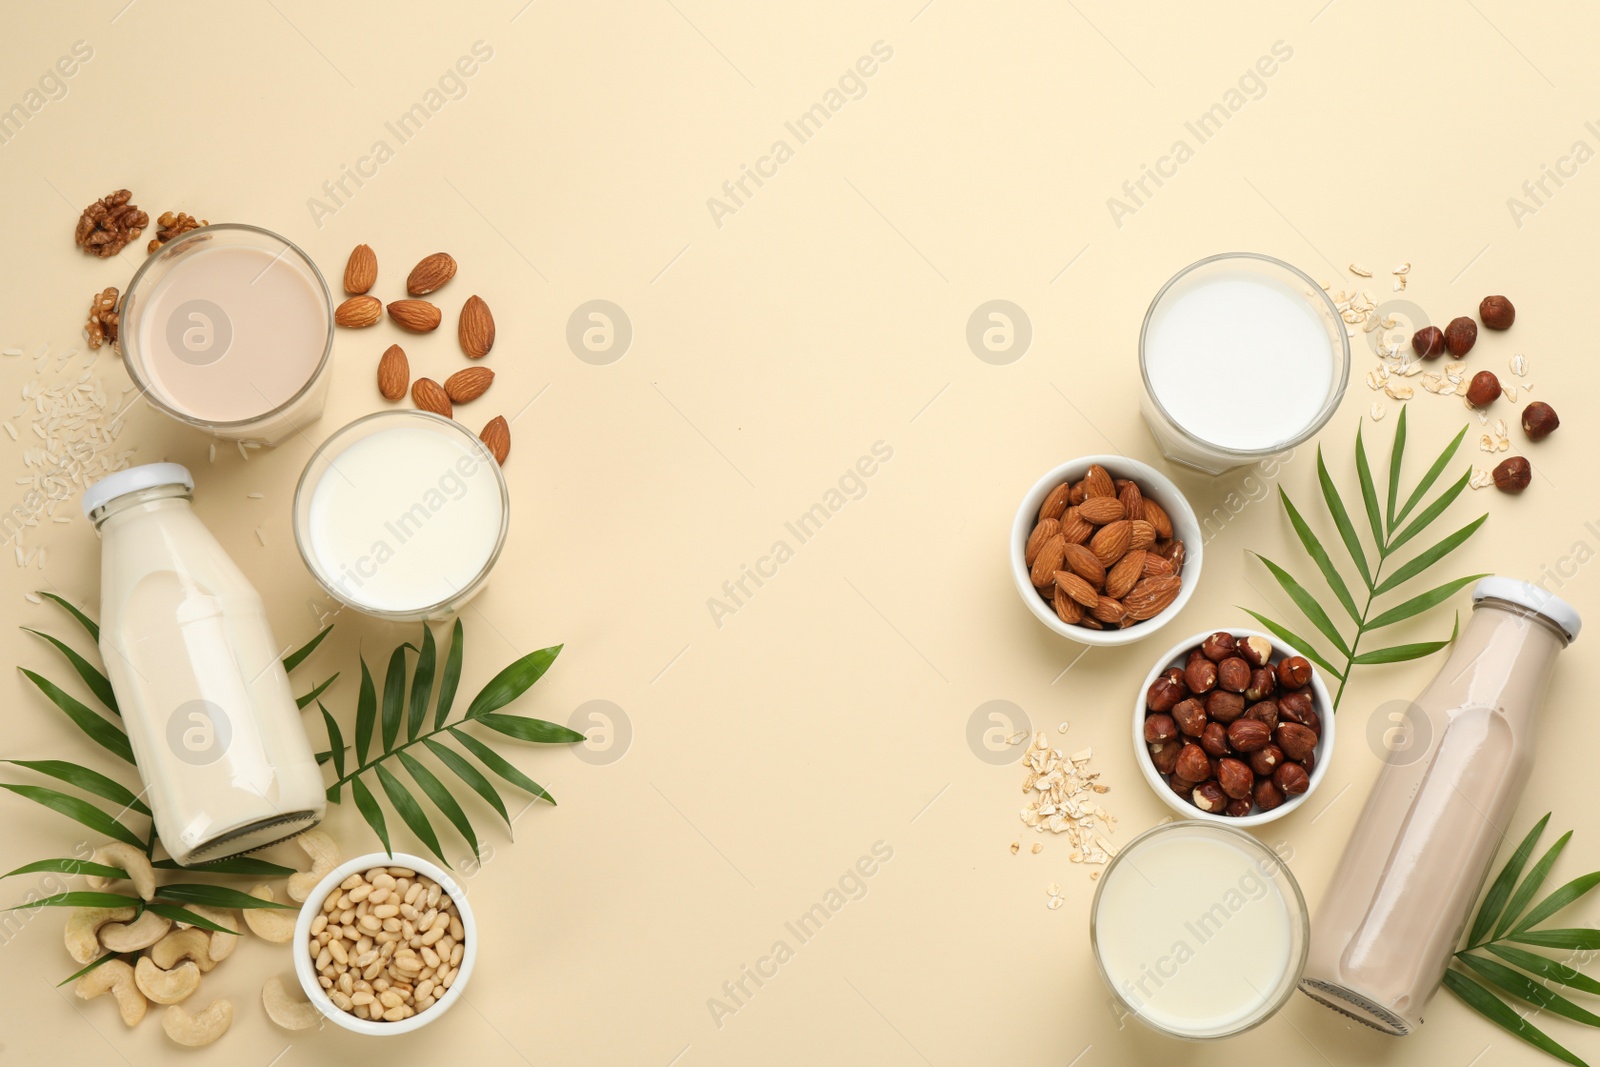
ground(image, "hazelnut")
xmin=1444 ymin=316 xmax=1478 ymax=357
xmin=1224 ymin=798 xmax=1253 ymax=818
xmin=1253 ymin=778 xmax=1285 ymax=811
xmin=1273 ymin=762 xmax=1310 ymax=796
xmin=1479 ymin=294 xmax=1515 ymax=330
xmin=1278 ymin=690 xmax=1314 ymax=722
xmin=1276 ymin=722 xmax=1319 ymax=762
xmin=1227 ymin=719 xmax=1272 ymax=753
xmin=1186 ymin=646 xmax=1207 ymax=665
xmin=1237 ymin=635 xmax=1273 ymax=668
xmin=1244 ymin=699 xmax=1280 ymax=730
xmin=1217 ymin=657 xmax=1251 ymax=693
xmin=1411 ymin=325 xmax=1447 ymax=359
xmin=1200 ymin=632 xmax=1237 ymax=662
xmin=1176 ymin=744 xmax=1212 ymax=783
xmin=1277 ymin=656 xmax=1312 ymax=689
xmin=1206 ymin=690 xmax=1247 ymax=724
xmin=1185 ymin=657 xmax=1219 ymax=695
xmin=1300 ymin=748 xmax=1317 ymax=776
xmin=1466 ymin=370 xmax=1501 ymax=408
xmin=1171 ymin=698 xmax=1208 ymax=737
xmin=1200 ymin=722 xmax=1231 ymax=759
xmin=1493 ymin=456 xmax=1532 ymax=494
xmin=1144 ymin=713 xmax=1178 ymax=744
xmin=1248 ymin=744 xmax=1284 ymax=777
xmin=1244 ymin=667 xmax=1277 ymax=702
xmin=1521 ymin=402 xmax=1559 ymax=441
xmin=1168 ymin=775 xmax=1196 ymax=800
xmin=1147 ymin=674 xmax=1186 ymax=712
xmin=1192 ymin=781 xmax=1227 ymax=813
xmin=1217 ymin=759 xmax=1254 ymax=800
xmin=1149 ymin=740 xmax=1181 ymax=775
xmin=1284 ymin=701 xmax=1321 ymax=736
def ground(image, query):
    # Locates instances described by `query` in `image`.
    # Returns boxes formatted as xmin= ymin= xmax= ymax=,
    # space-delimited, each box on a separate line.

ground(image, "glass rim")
xmin=1088 ymin=819 xmax=1310 ymax=1040
xmin=117 ymin=222 xmax=335 ymax=432
xmin=1138 ymin=251 xmax=1351 ymax=460
xmin=292 ymin=409 xmax=510 ymax=621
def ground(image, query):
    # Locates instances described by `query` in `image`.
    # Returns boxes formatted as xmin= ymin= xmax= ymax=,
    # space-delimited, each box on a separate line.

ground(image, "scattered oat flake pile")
xmin=1015 ymin=731 xmax=1117 ymax=896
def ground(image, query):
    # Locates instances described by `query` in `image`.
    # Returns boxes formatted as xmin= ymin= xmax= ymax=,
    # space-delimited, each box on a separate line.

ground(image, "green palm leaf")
xmin=1458 ymin=953 xmax=1600 ymax=1028
xmin=1469 ymin=814 xmax=1549 ymax=948
xmin=1395 ymin=424 xmax=1468 ymax=527
xmin=355 ymin=657 xmax=377 ymax=766
xmin=1375 ymin=515 xmax=1488 ymax=595
xmin=1279 ymin=488 xmax=1360 ymax=623
xmin=1496 ymin=831 xmax=1573 ymax=939
xmin=1253 ymin=554 xmax=1350 ymax=657
xmin=1354 ymin=423 xmax=1384 ymax=547
xmin=1487 ymin=944 xmax=1600 ymax=996
xmin=1350 ymin=614 xmax=1458 ymax=665
xmin=1316 ymin=445 xmax=1371 ymax=588
xmin=374 ymin=763 xmax=447 ymax=867
xmin=23 ymin=629 xmax=117 ymax=714
xmin=58 ymin=954 xmax=120 ymax=987
xmin=380 ymin=646 xmax=408 ymax=754
xmin=465 ymin=644 xmax=563 ymax=719
xmin=1367 ymin=575 xmax=1487 ymax=629
xmin=2 ymin=759 xmax=149 ymax=816
xmin=282 ymin=624 xmax=333 ymax=673
xmin=1385 ymin=405 xmax=1407 ymax=527
xmin=351 ymin=775 xmax=390 ymax=856
xmin=7 ymin=890 xmax=143 ymax=911
xmin=435 ymin=618 xmax=465 ymax=730
xmin=295 ymin=673 xmax=338 ymax=710
xmin=1238 ymin=609 xmax=1343 ymax=680
xmin=0 ymin=784 xmax=143 ymax=847
xmin=152 ymin=856 xmax=294 ymax=877
xmin=409 ymin=625 xmax=436 ymax=741
xmin=1387 ymin=469 xmax=1471 ymax=554
xmin=450 ymin=728 xmax=555 ymax=804
xmin=19 ymin=669 xmax=134 ymax=764
xmin=1515 ymin=872 xmax=1600 ymax=934
xmin=2 ymin=858 xmax=128 ymax=882
xmin=145 ymin=903 xmax=238 ymax=934
xmin=398 ymin=751 xmax=478 ymax=861
xmin=474 ymin=713 xmax=586 ymax=745
xmin=1510 ymin=929 xmax=1600 ymax=951
xmin=1442 ymin=970 xmax=1588 ymax=1067
xmin=321 ymin=703 xmax=346 ymax=796
xmin=38 ymin=592 xmax=99 ymax=642
xmin=156 ymin=884 xmax=294 ymax=910
xmin=423 ymin=738 xmax=511 ymax=829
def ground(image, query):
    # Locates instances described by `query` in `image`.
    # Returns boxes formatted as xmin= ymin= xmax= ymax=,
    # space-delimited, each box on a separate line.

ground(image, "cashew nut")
xmin=176 ymin=903 xmax=239 ymax=961
xmin=151 ymin=927 xmax=217 ymax=972
xmin=242 ymin=884 xmax=295 ymax=943
xmin=84 ymin=842 xmax=157 ymax=901
xmin=99 ymin=910 xmax=172 ymax=953
xmin=262 ymin=976 xmax=320 ymax=1031
xmin=75 ymin=959 xmax=147 ymax=1027
xmin=135 ymin=956 xmax=201 ymax=1005
xmin=162 ymin=999 xmax=233 ymax=1047
xmin=287 ymin=830 xmax=343 ymax=903
xmin=64 ymin=906 xmax=136 ymax=964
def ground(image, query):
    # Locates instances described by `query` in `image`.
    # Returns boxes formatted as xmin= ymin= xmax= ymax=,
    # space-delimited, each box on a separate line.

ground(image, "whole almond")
xmin=1083 ymin=465 xmax=1116 ymax=498
xmin=412 ymin=378 xmax=452 ymax=418
xmin=1128 ymin=519 xmax=1157 ymax=551
xmin=1030 ymin=534 xmax=1067 ymax=588
xmin=1077 ymin=496 xmax=1125 ymax=525
xmin=1092 ymin=596 xmax=1129 ymax=625
xmin=1055 ymin=571 xmax=1099 ymax=609
xmin=479 ymin=416 xmax=510 ymax=465
xmin=1038 ymin=482 xmax=1070 ymax=523
xmin=1069 ymin=481 xmax=1087 ymax=506
xmin=1143 ymin=498 xmax=1174 ymax=540
xmin=406 ymin=252 xmax=457 ymax=296
xmin=388 ymin=299 xmax=442 ymax=333
xmin=444 ymin=366 xmax=494 ymax=403
xmin=343 ymin=244 xmax=377 ymax=295
xmin=1143 ymin=554 xmax=1176 ymax=578
xmin=1052 ymin=587 xmax=1084 ymax=625
xmin=1124 ymin=575 xmax=1182 ymax=621
xmin=377 ymin=344 xmax=408 ymax=401
xmin=1059 ymin=507 xmax=1094 ymax=544
xmin=334 ymin=295 xmax=382 ymax=328
xmin=1119 ymin=482 xmax=1145 ymax=522
xmin=1025 ymin=519 xmax=1060 ymax=567
xmin=1105 ymin=549 xmax=1146 ymax=600
xmin=1090 ymin=519 xmax=1132 ymax=567
xmin=1062 ymin=542 xmax=1105 ymax=587
xmin=459 ymin=295 xmax=495 ymax=359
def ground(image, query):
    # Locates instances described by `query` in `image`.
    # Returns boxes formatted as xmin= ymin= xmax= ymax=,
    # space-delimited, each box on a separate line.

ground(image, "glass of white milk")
xmin=1139 ymin=253 xmax=1349 ymax=474
xmin=118 ymin=224 xmax=334 ymax=445
xmin=293 ymin=410 xmax=509 ymax=621
xmin=1091 ymin=821 xmax=1308 ymax=1039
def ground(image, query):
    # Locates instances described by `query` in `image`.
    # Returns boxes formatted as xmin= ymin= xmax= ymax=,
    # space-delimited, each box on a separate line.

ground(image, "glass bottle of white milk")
xmin=83 ymin=464 xmax=325 ymax=864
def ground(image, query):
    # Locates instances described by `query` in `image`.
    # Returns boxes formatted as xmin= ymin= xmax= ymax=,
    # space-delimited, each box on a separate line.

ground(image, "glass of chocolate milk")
xmin=118 ymin=224 xmax=334 ymax=445
xmin=1301 ymin=577 xmax=1580 ymax=1034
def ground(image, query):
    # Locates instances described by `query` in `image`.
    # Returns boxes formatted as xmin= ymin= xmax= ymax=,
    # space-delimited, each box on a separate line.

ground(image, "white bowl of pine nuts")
xmin=292 ymin=852 xmax=476 ymax=1035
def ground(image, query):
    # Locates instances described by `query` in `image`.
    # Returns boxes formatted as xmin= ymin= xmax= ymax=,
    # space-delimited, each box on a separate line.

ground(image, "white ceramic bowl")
xmin=292 ymin=851 xmax=477 ymax=1036
xmin=1132 ymin=628 xmax=1336 ymax=828
xmin=1010 ymin=455 xmax=1203 ymax=646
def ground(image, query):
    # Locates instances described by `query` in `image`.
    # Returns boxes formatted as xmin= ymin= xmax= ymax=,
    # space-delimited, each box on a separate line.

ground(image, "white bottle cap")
xmin=82 ymin=462 xmax=194 ymax=519
xmin=1473 ymin=576 xmax=1581 ymax=642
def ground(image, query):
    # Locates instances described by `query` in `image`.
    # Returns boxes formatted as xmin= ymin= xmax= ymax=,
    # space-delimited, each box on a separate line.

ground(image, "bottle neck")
xmin=1475 ymin=597 xmax=1572 ymax=648
xmin=90 ymin=484 xmax=193 ymax=530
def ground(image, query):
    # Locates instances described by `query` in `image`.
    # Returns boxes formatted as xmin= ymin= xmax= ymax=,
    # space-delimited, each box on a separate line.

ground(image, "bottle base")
xmin=1299 ymin=978 xmax=1412 ymax=1036
xmin=183 ymin=810 xmax=322 ymax=865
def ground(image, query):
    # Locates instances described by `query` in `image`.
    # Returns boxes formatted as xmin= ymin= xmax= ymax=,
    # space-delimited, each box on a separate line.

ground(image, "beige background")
xmin=2 ymin=0 xmax=1598 ymax=1064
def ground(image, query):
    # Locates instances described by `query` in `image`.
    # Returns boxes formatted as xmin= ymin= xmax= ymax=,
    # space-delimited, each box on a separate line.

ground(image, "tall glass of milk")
xmin=1140 ymin=253 xmax=1349 ymax=474
xmin=118 ymin=224 xmax=334 ymax=445
xmin=293 ymin=410 xmax=509 ymax=621
xmin=85 ymin=464 xmax=327 ymax=864
xmin=1091 ymin=821 xmax=1309 ymax=1039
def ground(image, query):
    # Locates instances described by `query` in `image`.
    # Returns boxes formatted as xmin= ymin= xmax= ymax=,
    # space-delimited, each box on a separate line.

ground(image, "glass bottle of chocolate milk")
xmin=1301 ymin=578 xmax=1580 ymax=1034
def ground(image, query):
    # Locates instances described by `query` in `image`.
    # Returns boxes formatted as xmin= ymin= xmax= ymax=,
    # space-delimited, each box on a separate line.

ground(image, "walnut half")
xmin=75 ymin=188 xmax=148 ymax=257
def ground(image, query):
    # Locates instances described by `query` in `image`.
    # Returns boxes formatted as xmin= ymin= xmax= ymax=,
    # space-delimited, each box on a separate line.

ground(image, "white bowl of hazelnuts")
xmin=1133 ymin=628 xmax=1335 ymax=828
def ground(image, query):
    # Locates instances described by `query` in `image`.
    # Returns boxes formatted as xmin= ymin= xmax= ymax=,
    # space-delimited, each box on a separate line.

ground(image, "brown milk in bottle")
xmin=1300 ymin=578 xmax=1579 ymax=1034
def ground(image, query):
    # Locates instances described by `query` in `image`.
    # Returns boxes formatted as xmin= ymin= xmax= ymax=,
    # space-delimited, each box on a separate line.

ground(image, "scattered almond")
xmin=387 ymin=299 xmax=442 ymax=333
xmin=1082 ymin=465 xmax=1115 ymax=498
xmin=444 ymin=366 xmax=494 ymax=404
xmin=459 ymin=295 xmax=495 ymax=359
xmin=343 ymin=244 xmax=377 ymax=295
xmin=411 ymin=378 xmax=451 ymax=418
xmin=334 ymin=295 xmax=382 ymax=328
xmin=479 ymin=416 xmax=510 ymax=465
xmin=377 ymin=345 xmax=408 ymax=401
xmin=406 ymin=252 xmax=457 ymax=296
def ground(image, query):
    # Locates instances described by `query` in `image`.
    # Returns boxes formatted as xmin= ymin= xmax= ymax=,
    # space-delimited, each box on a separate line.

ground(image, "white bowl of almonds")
xmin=1011 ymin=456 xmax=1202 ymax=646
xmin=292 ymin=852 xmax=476 ymax=1035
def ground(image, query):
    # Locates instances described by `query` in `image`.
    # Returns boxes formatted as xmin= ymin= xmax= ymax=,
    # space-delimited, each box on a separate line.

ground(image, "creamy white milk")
xmin=1143 ymin=269 xmax=1334 ymax=451
xmin=88 ymin=466 xmax=325 ymax=864
xmin=303 ymin=423 xmax=505 ymax=617
xmin=1094 ymin=825 xmax=1299 ymax=1037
